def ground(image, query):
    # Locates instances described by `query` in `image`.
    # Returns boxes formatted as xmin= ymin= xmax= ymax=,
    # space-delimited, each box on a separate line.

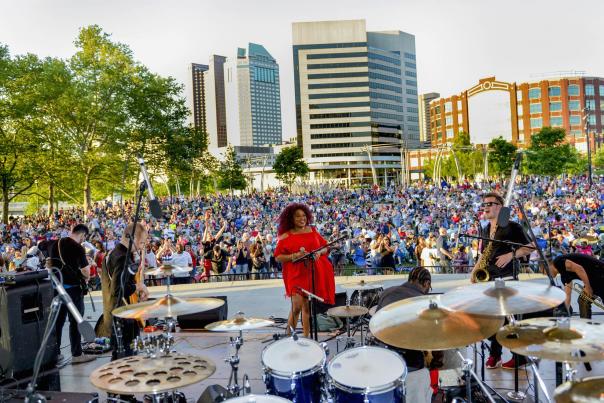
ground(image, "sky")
xmin=2 ymin=0 xmax=603 ymax=142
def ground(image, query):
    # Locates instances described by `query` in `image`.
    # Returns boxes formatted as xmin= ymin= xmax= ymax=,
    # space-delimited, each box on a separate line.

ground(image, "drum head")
xmin=225 ymin=394 xmax=292 ymax=402
xmin=328 ymin=346 xmax=406 ymax=390
xmin=262 ymin=337 xmax=325 ymax=375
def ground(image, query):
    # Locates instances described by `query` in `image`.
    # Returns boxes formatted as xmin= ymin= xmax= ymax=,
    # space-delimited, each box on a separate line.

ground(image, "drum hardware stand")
xmin=294 ymin=235 xmax=348 ymax=341
xmin=505 ymin=313 xmax=526 ymax=402
xmin=226 ymin=330 xmax=245 ymax=396
xmin=336 ymin=298 xmax=358 ymax=353
xmin=455 ymin=351 xmax=497 ymax=403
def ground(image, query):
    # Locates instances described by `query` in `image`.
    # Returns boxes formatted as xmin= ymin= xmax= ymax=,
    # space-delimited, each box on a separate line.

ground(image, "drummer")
xmin=548 ymin=253 xmax=604 ymax=318
xmin=376 ymin=267 xmax=434 ymax=403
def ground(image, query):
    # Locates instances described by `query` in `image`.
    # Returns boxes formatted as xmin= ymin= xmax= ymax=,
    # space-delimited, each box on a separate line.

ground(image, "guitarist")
xmin=97 ymin=222 xmax=149 ymax=360
xmin=472 ymin=192 xmax=534 ymax=370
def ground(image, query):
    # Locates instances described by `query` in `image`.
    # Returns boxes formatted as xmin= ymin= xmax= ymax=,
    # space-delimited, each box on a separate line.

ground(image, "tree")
xmin=525 ymin=127 xmax=577 ymax=176
xmin=488 ymin=136 xmax=517 ymax=177
xmin=273 ymin=146 xmax=309 ymax=188
xmin=594 ymin=147 xmax=604 ymax=171
xmin=218 ymin=145 xmax=246 ymax=194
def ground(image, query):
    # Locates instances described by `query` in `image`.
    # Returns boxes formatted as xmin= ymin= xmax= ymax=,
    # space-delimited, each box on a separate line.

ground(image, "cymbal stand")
xmin=455 ymin=350 xmax=497 ymax=403
xmin=226 ymin=330 xmax=244 ymax=396
xmin=336 ymin=297 xmax=357 ymax=352
xmin=505 ymin=314 xmax=526 ymax=401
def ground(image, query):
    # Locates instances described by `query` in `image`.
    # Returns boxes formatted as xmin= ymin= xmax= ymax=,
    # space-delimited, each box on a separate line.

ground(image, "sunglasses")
xmin=481 ymin=202 xmax=501 ymax=208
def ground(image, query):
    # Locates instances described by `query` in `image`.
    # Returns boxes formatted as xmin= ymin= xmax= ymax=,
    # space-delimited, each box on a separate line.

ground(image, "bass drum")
xmin=262 ymin=337 xmax=326 ymax=403
xmin=224 ymin=395 xmax=292 ymax=402
xmin=327 ymin=346 xmax=406 ymax=402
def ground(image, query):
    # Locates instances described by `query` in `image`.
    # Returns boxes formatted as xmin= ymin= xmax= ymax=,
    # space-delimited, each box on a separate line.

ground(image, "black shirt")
xmin=105 ymin=243 xmax=137 ymax=303
xmin=553 ymin=253 xmax=604 ymax=292
xmin=480 ymin=221 xmax=530 ymax=278
xmin=376 ymin=282 xmax=426 ymax=370
xmin=39 ymin=238 xmax=88 ymax=286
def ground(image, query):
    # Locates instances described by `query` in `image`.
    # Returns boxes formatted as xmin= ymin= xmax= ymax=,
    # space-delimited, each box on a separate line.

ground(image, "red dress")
xmin=274 ymin=227 xmax=336 ymax=305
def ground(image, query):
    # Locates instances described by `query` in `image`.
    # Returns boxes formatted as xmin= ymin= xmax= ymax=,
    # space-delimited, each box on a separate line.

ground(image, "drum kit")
xmin=86 ymin=274 xmax=604 ymax=403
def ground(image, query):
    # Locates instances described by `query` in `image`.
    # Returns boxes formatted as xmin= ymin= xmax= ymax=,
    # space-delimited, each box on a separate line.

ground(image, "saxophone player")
xmin=548 ymin=253 xmax=604 ymax=318
xmin=473 ymin=192 xmax=534 ymax=370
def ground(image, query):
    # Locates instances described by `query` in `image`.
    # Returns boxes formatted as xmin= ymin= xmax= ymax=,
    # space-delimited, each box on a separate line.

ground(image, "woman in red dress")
xmin=274 ymin=203 xmax=335 ymax=337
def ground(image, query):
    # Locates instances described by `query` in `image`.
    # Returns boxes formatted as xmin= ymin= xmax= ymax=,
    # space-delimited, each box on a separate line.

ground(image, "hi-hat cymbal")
xmin=341 ymin=280 xmax=383 ymax=291
xmin=496 ymin=317 xmax=604 ymax=362
xmin=206 ymin=313 xmax=274 ymax=331
xmin=112 ymin=295 xmax=225 ymax=320
xmin=145 ymin=265 xmax=193 ymax=276
xmin=441 ymin=279 xmax=565 ymax=316
xmin=90 ymin=353 xmax=215 ymax=395
xmin=554 ymin=376 xmax=604 ymax=403
xmin=327 ymin=305 xmax=369 ymax=318
xmin=369 ymin=295 xmax=503 ymax=351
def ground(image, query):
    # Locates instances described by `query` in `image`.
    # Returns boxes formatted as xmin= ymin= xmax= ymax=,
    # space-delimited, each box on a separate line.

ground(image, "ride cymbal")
xmin=496 ymin=317 xmax=604 ymax=362
xmin=145 ymin=265 xmax=193 ymax=276
xmin=554 ymin=376 xmax=604 ymax=403
xmin=341 ymin=280 xmax=383 ymax=291
xmin=369 ymin=295 xmax=503 ymax=350
xmin=441 ymin=279 xmax=565 ymax=316
xmin=206 ymin=313 xmax=274 ymax=331
xmin=327 ymin=305 xmax=369 ymax=318
xmin=90 ymin=353 xmax=215 ymax=394
xmin=112 ymin=295 xmax=225 ymax=320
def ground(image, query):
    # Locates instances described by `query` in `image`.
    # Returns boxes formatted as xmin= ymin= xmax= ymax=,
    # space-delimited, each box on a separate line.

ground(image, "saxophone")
xmin=568 ymin=282 xmax=604 ymax=310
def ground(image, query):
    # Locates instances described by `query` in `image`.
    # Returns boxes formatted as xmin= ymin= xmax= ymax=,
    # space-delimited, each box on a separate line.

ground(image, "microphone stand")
xmin=293 ymin=234 xmax=347 ymax=341
xmin=113 ymin=179 xmax=147 ymax=359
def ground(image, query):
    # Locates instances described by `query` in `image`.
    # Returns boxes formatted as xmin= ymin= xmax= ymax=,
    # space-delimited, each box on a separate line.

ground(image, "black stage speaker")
xmin=0 ymin=281 xmax=57 ymax=377
xmin=178 ymin=296 xmax=228 ymax=330
xmin=316 ymin=291 xmax=347 ymax=315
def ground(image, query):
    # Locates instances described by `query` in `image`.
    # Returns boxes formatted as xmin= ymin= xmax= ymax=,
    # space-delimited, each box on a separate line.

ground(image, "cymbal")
xmin=441 ymin=280 xmax=565 ymax=316
xmin=327 ymin=305 xmax=369 ymax=318
xmin=90 ymin=353 xmax=215 ymax=394
xmin=145 ymin=265 xmax=193 ymax=276
xmin=554 ymin=376 xmax=604 ymax=403
xmin=369 ymin=295 xmax=503 ymax=350
xmin=496 ymin=317 xmax=604 ymax=362
xmin=341 ymin=280 xmax=383 ymax=291
xmin=206 ymin=313 xmax=274 ymax=331
xmin=112 ymin=295 xmax=225 ymax=320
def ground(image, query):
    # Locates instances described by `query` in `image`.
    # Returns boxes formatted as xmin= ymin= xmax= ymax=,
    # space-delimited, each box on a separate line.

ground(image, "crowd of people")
xmin=1 ymin=176 xmax=603 ymax=287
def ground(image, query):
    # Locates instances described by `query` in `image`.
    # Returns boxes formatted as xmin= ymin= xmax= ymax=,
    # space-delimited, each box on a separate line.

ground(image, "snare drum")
xmin=327 ymin=346 xmax=407 ymax=402
xmin=224 ymin=395 xmax=292 ymax=402
xmin=262 ymin=337 xmax=326 ymax=403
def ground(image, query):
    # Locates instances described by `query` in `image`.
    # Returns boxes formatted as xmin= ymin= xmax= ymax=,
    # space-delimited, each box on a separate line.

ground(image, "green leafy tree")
xmin=218 ymin=144 xmax=246 ymax=194
xmin=488 ymin=136 xmax=518 ymax=177
xmin=525 ymin=127 xmax=577 ymax=175
xmin=594 ymin=147 xmax=604 ymax=171
xmin=273 ymin=146 xmax=309 ymax=188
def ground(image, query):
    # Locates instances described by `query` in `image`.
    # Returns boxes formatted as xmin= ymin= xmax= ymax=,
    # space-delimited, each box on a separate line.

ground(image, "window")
xmin=308 ymin=72 xmax=368 ymax=79
xmin=445 ymin=116 xmax=453 ymax=125
xmin=308 ymin=82 xmax=368 ymax=89
xmin=368 ymin=52 xmax=401 ymax=65
xmin=600 ymin=85 xmax=604 ymax=95
xmin=404 ymin=62 xmax=416 ymax=69
xmin=368 ymin=62 xmax=401 ymax=75
xmin=435 ymin=106 xmax=441 ymax=114
xmin=569 ymin=115 xmax=581 ymax=125
xmin=588 ymin=115 xmax=596 ymax=125
xmin=404 ymin=52 xmax=416 ymax=61
xmin=530 ymin=118 xmax=542 ymax=128
xmin=568 ymin=85 xmax=580 ymax=96
xmin=568 ymin=100 xmax=580 ymax=111
xmin=307 ymin=52 xmax=367 ymax=59
xmin=368 ymin=72 xmax=401 ymax=84
xmin=518 ymin=119 xmax=523 ymax=130
xmin=406 ymin=89 xmax=417 ymax=95
xmin=445 ymin=102 xmax=452 ymax=112
xmin=517 ymin=105 xmax=523 ymax=115
xmin=548 ymin=86 xmax=561 ymax=97
xmin=407 ymin=98 xmax=418 ymax=104
xmin=586 ymin=99 xmax=596 ymax=110
xmin=550 ymin=116 xmax=563 ymax=127
xmin=530 ymin=103 xmax=542 ymax=114
xmin=549 ymin=102 xmax=562 ymax=112
xmin=308 ymin=62 xmax=368 ymax=69
xmin=406 ymin=80 xmax=417 ymax=86
xmin=585 ymin=84 xmax=595 ymax=96
xmin=446 ymin=128 xmax=454 ymax=138
xmin=529 ymin=88 xmax=541 ymax=99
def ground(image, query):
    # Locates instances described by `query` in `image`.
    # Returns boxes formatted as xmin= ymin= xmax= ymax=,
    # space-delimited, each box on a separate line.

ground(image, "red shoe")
xmin=502 ymin=356 xmax=527 ymax=370
xmin=486 ymin=356 xmax=502 ymax=369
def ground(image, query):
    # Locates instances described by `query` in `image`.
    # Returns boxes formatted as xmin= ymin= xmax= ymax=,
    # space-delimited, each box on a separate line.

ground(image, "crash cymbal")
xmin=369 ymin=295 xmax=503 ymax=351
xmin=368 ymin=305 xmax=378 ymax=316
xmin=327 ymin=305 xmax=369 ymax=318
xmin=554 ymin=376 xmax=604 ymax=403
xmin=341 ymin=280 xmax=383 ymax=291
xmin=90 ymin=353 xmax=215 ymax=395
xmin=441 ymin=279 xmax=565 ymax=316
xmin=206 ymin=313 xmax=274 ymax=331
xmin=496 ymin=317 xmax=604 ymax=362
xmin=145 ymin=265 xmax=193 ymax=276
xmin=112 ymin=295 xmax=225 ymax=320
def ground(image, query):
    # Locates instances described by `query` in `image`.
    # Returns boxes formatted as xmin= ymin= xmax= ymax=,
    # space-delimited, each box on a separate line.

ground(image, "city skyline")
xmin=2 ymin=0 xmax=604 ymax=140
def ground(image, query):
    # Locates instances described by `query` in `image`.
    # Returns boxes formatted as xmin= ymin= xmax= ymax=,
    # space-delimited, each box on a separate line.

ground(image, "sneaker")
xmin=57 ymin=354 xmax=65 ymax=362
xmin=486 ymin=355 xmax=502 ymax=369
xmin=71 ymin=354 xmax=96 ymax=364
xmin=502 ymin=356 xmax=527 ymax=370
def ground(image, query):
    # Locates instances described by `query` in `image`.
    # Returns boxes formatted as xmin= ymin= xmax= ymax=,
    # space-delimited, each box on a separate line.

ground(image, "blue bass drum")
xmin=262 ymin=337 xmax=326 ymax=403
xmin=327 ymin=346 xmax=407 ymax=402
xmin=224 ymin=394 xmax=292 ymax=402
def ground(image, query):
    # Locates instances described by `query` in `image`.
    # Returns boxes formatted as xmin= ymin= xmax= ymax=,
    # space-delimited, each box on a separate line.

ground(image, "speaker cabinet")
xmin=178 ymin=296 xmax=228 ymax=330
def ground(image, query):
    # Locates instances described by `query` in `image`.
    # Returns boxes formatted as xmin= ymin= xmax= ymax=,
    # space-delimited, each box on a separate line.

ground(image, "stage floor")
xmin=56 ymin=273 xmax=602 ymax=402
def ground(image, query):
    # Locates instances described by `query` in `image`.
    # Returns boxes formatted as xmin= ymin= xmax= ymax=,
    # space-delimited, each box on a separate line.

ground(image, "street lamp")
xmin=583 ymin=106 xmax=593 ymax=187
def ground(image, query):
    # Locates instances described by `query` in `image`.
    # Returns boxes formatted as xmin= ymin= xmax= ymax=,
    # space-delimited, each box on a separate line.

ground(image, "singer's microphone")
xmin=138 ymin=157 xmax=163 ymax=219
xmin=48 ymin=269 xmax=95 ymax=342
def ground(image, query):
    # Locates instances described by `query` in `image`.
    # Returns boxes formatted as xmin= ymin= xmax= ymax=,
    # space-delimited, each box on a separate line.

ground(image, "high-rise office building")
xmin=204 ymin=55 xmax=228 ymax=148
xmin=225 ymin=44 xmax=282 ymax=147
xmin=292 ymin=19 xmax=419 ymax=185
xmin=419 ymin=92 xmax=439 ymax=144
xmin=190 ymin=63 xmax=209 ymax=134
